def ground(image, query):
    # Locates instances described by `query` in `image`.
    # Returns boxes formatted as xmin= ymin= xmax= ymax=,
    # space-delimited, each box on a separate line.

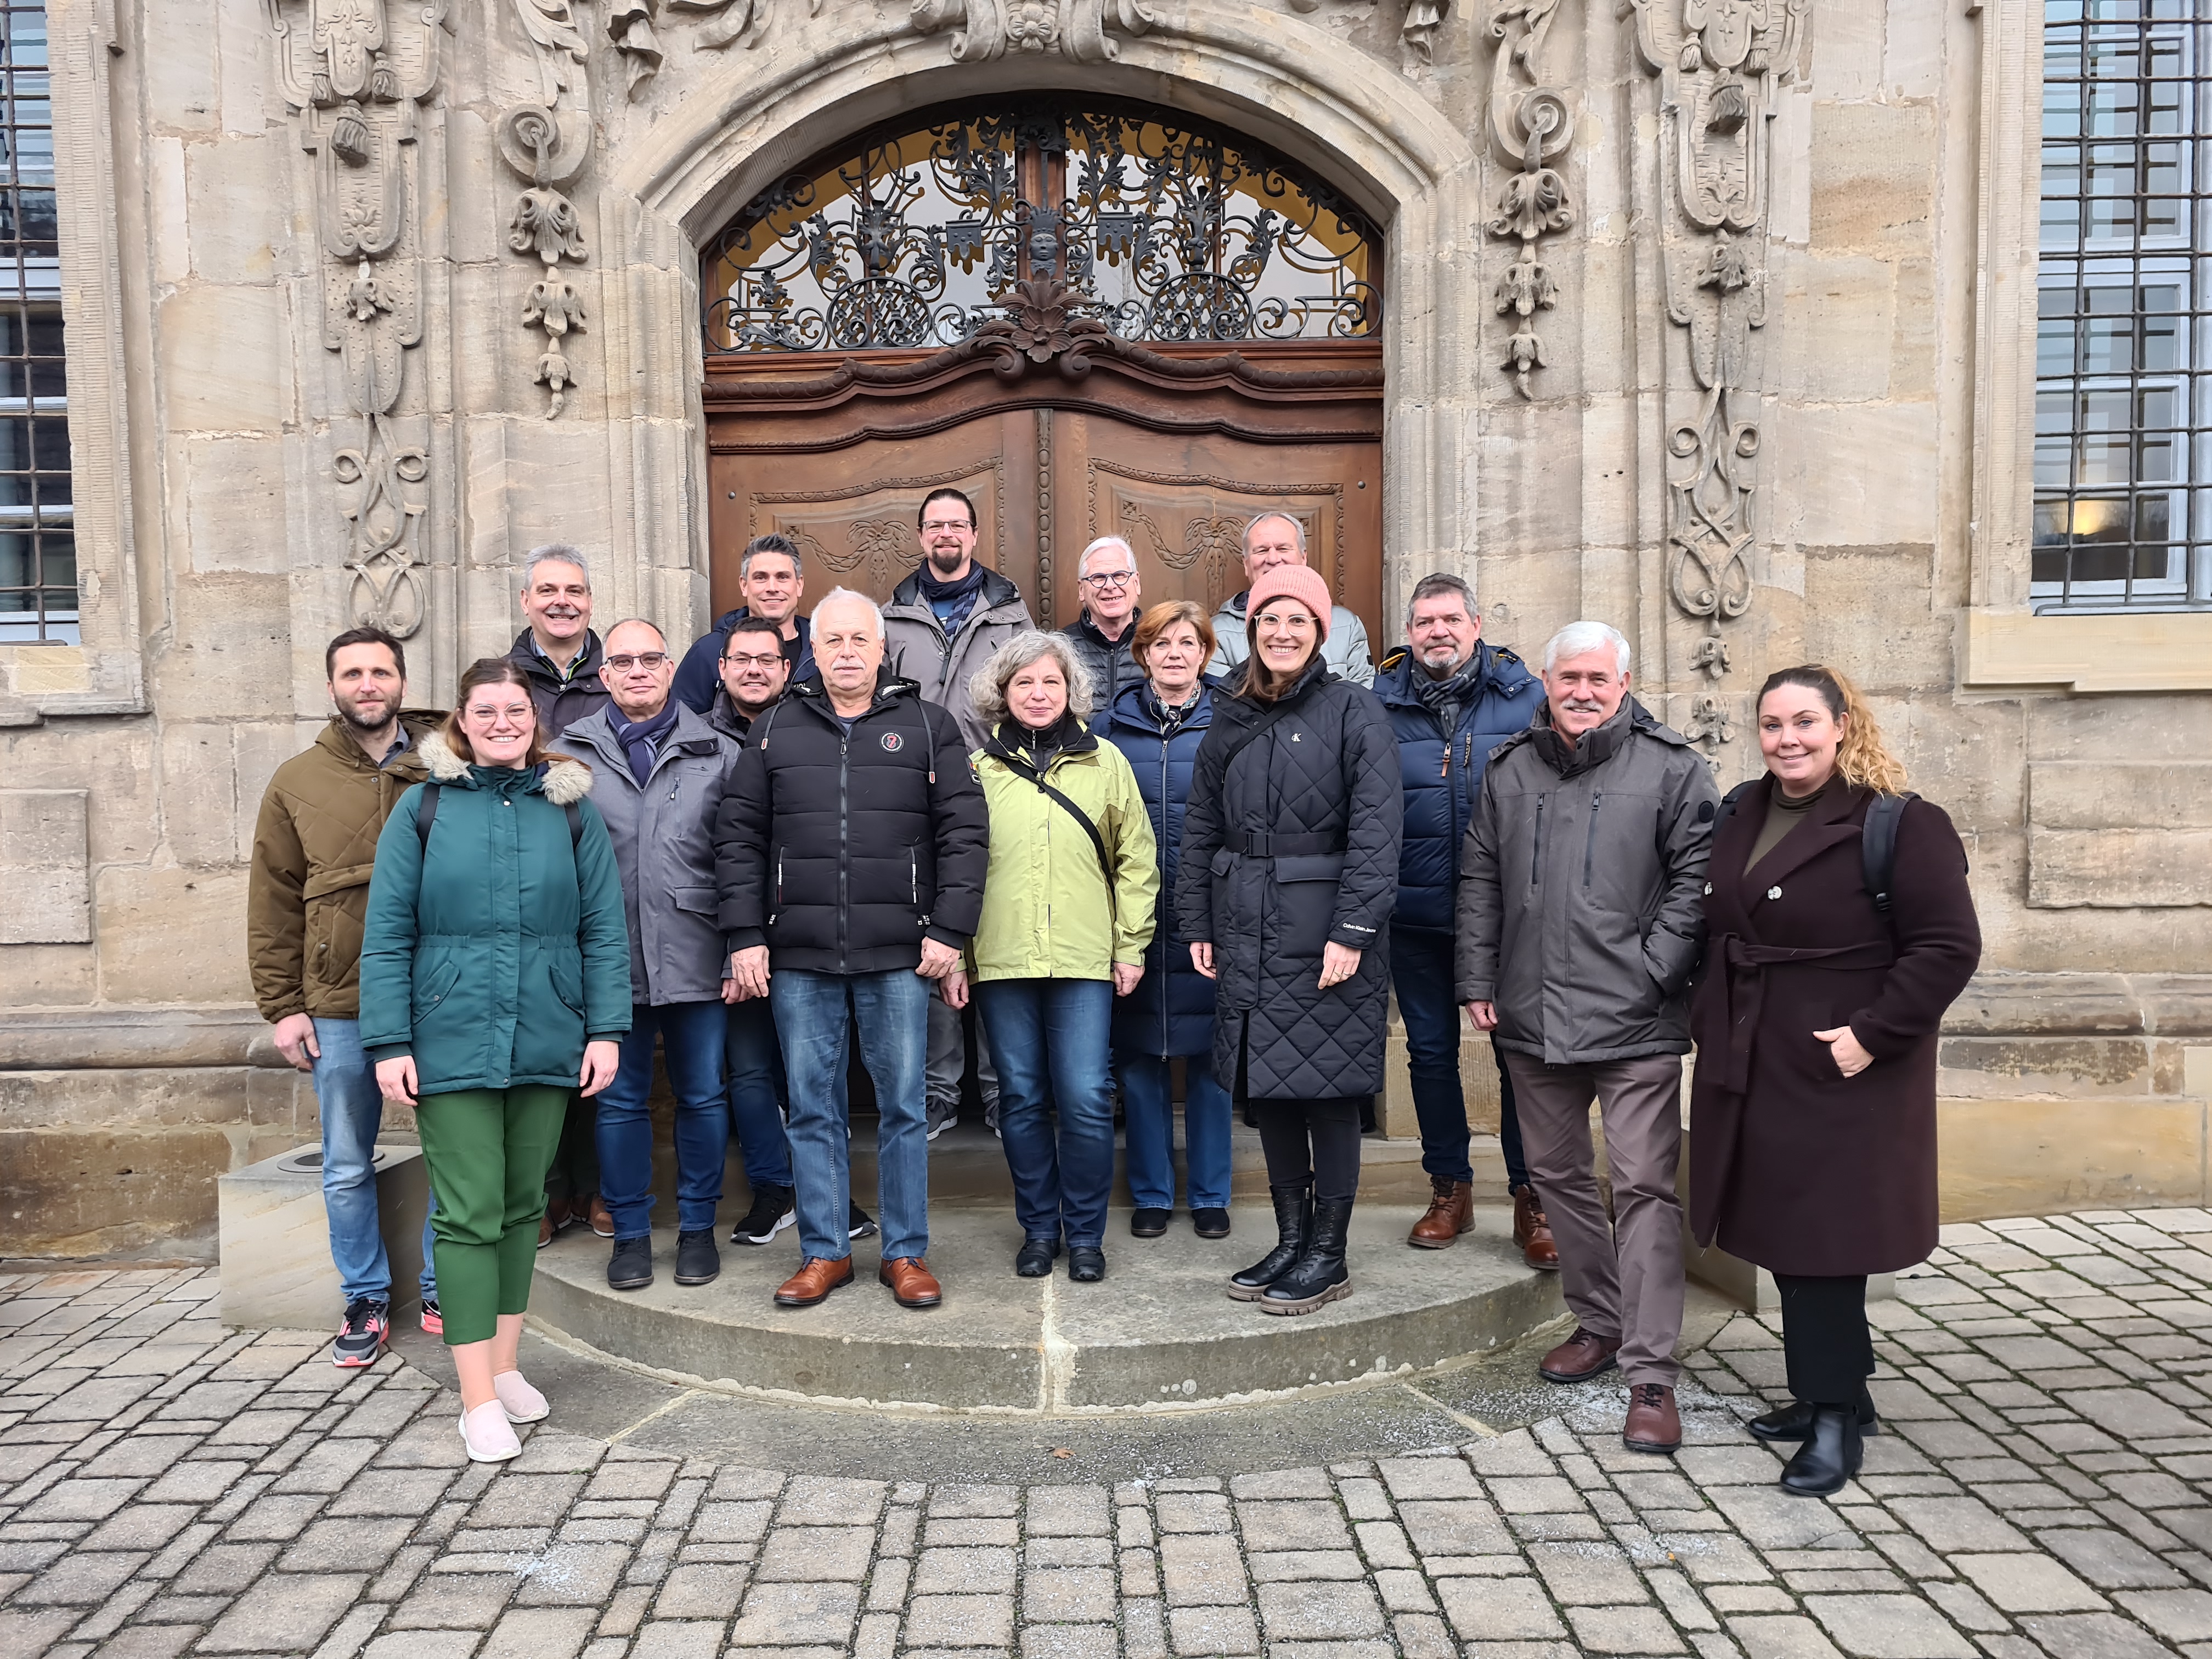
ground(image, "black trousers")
xmin=1775 ymin=1273 xmax=1874 ymax=1407
xmin=1252 ymin=1097 xmax=1364 ymax=1203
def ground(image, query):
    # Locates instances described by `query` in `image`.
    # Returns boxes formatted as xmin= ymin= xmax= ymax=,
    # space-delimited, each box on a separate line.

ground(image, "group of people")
xmin=250 ymin=492 xmax=1982 ymax=1491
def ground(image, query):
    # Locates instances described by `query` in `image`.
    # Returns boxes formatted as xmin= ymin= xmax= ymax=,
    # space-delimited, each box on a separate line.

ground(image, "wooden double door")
xmin=704 ymin=325 xmax=1385 ymax=644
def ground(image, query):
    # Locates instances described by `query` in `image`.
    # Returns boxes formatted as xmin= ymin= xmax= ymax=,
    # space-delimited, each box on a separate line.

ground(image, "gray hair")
xmin=740 ymin=532 xmax=803 ymax=580
xmin=1406 ymin=572 xmax=1476 ymax=628
xmin=811 ymin=586 xmax=885 ymax=637
xmin=522 ymin=543 xmax=591 ymax=591
xmin=968 ymin=629 xmax=1095 ymax=729
xmin=1243 ymin=512 xmax=1306 ymax=557
xmin=1543 ymin=620 xmax=1633 ymax=676
xmin=1078 ymin=535 xmax=1136 ymax=575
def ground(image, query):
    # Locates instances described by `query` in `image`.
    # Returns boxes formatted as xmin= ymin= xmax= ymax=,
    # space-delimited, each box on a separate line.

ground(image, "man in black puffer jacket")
xmin=714 ymin=589 xmax=988 ymax=1316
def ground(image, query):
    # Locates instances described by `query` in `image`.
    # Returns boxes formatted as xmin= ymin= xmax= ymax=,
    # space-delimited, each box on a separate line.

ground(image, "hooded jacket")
xmin=672 ymin=609 xmax=815 ymax=716
xmin=1453 ymin=698 xmax=1718 ymax=1065
xmin=552 ymin=703 xmax=744 ymax=1006
xmin=1102 ymin=679 xmax=1218 ymax=1059
xmin=247 ymin=711 xmax=441 ymax=1022
xmin=508 ymin=627 xmax=612 ymax=738
xmin=713 ymin=673 xmax=990 ymax=974
xmin=359 ymin=733 xmax=632 ymax=1094
xmin=1373 ymin=642 xmax=1544 ymax=933
xmin=1205 ymin=589 xmax=1376 ymax=688
xmin=883 ymin=565 xmax=1035 ymax=750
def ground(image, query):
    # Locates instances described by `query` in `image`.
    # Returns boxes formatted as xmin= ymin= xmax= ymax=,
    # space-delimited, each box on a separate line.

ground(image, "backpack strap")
xmin=415 ymin=780 xmax=580 ymax=853
xmin=1861 ymin=791 xmax=1918 ymax=915
xmin=564 ymin=800 xmax=583 ymax=850
xmin=983 ymin=740 xmax=1115 ymax=918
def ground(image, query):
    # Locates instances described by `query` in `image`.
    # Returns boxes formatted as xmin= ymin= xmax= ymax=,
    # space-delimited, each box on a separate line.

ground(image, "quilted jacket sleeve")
xmin=1454 ymin=763 xmax=1505 ymax=1005
xmin=1328 ymin=690 xmax=1402 ymax=951
xmin=1104 ymin=746 xmax=1159 ymax=965
xmin=246 ymin=778 xmax=308 ymax=1022
xmin=1174 ymin=720 xmax=1229 ymax=946
xmin=924 ymin=705 xmax=991 ymax=947
xmin=714 ymin=736 xmax=772 ymax=951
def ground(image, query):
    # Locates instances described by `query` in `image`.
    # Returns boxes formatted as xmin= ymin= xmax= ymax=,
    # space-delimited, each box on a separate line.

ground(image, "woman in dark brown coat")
xmin=1689 ymin=665 xmax=1980 ymax=1497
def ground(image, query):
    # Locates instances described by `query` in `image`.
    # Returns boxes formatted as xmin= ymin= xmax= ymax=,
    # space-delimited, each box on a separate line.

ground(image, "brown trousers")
xmin=1501 ymin=1050 xmax=1685 ymax=1387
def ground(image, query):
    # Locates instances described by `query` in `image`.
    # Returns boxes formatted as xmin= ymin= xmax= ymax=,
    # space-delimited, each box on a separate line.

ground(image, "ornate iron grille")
xmin=702 ymin=101 xmax=1381 ymax=354
xmin=0 ymin=1 xmax=67 ymax=643
xmin=2035 ymin=0 xmax=2212 ymax=612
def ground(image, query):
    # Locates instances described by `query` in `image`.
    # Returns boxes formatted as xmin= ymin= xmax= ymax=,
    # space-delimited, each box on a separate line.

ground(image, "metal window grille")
xmin=2035 ymin=0 xmax=2212 ymax=612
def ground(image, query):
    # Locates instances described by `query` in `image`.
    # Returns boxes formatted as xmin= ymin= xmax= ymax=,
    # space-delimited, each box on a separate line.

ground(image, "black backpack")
xmin=1715 ymin=783 xmax=1916 ymax=913
xmin=413 ymin=781 xmax=583 ymax=854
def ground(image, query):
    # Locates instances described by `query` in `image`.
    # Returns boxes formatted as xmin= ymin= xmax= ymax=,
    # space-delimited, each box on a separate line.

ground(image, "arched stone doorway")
xmin=697 ymin=97 xmax=1387 ymax=639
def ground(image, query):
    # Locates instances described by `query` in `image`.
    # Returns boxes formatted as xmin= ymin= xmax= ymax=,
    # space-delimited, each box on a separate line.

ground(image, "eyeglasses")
xmin=920 ymin=519 xmax=974 ymax=534
xmin=721 ymin=652 xmax=784 ymax=670
xmin=1254 ymin=611 xmax=1317 ymax=631
xmin=605 ymin=652 xmax=670 ymax=672
xmin=1082 ymin=568 xmax=1137 ymax=589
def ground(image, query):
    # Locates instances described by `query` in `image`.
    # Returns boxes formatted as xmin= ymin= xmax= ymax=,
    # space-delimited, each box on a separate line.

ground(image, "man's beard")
xmin=927 ymin=544 xmax=968 ymax=574
xmin=1417 ymin=645 xmax=1468 ymax=678
xmin=335 ymin=697 xmax=395 ymax=735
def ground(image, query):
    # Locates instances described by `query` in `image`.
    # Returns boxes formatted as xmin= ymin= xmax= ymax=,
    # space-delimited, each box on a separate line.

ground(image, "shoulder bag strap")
xmin=983 ymin=741 xmax=1115 ymax=918
xmin=414 ymin=782 xmax=441 ymax=851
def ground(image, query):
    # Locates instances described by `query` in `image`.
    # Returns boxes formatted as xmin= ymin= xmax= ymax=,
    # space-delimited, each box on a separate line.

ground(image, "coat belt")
xmin=1711 ymin=932 xmax=1895 ymax=1096
xmin=1229 ymin=831 xmax=1344 ymax=856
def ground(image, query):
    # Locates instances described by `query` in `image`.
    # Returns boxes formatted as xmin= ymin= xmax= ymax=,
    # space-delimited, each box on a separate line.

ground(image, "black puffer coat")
xmin=1175 ymin=662 xmax=1402 ymax=1100
xmin=713 ymin=673 xmax=988 ymax=974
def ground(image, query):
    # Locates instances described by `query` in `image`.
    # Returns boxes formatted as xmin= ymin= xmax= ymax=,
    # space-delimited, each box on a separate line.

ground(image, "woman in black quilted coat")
xmin=1177 ymin=563 xmax=1402 ymax=1314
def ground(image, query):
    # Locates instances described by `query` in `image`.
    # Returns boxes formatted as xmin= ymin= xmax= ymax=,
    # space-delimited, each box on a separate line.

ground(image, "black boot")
xmin=1779 ymin=1405 xmax=1863 ymax=1497
xmin=1748 ymin=1387 xmax=1878 ymax=1442
xmin=1228 ymin=1183 xmax=1312 ymax=1302
xmin=1261 ymin=1195 xmax=1355 ymax=1316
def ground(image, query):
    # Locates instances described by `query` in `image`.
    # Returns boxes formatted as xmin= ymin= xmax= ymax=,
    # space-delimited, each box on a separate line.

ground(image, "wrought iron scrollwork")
xmin=702 ymin=101 xmax=1382 ymax=353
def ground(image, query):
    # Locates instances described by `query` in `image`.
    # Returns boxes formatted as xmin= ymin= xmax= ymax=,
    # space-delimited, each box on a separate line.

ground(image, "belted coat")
xmin=1174 ymin=661 xmax=1402 ymax=1100
xmin=1687 ymin=777 xmax=1982 ymax=1277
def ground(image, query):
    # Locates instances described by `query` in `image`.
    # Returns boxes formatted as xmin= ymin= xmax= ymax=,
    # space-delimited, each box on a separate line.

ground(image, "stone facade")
xmin=6 ymin=0 xmax=2208 ymax=1254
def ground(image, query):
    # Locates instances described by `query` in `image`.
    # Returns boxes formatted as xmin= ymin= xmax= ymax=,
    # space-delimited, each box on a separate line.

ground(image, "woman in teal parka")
xmin=361 ymin=656 xmax=630 ymax=1463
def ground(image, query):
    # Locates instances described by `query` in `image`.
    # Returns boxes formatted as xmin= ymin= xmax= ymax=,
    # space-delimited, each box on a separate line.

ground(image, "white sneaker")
xmin=459 ymin=1399 xmax=521 ymax=1462
xmin=493 ymin=1369 xmax=550 ymax=1424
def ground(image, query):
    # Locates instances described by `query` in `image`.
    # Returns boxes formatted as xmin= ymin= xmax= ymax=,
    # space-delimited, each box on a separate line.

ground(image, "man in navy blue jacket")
xmin=1374 ymin=574 xmax=1555 ymax=1267
xmin=672 ymin=533 xmax=816 ymax=714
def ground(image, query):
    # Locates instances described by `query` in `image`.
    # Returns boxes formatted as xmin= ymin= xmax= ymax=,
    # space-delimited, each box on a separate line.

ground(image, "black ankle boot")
xmin=1261 ymin=1196 xmax=1355 ymax=1316
xmin=1228 ymin=1183 xmax=1311 ymax=1301
xmin=1779 ymin=1405 xmax=1863 ymax=1496
xmin=1748 ymin=1387 xmax=1878 ymax=1443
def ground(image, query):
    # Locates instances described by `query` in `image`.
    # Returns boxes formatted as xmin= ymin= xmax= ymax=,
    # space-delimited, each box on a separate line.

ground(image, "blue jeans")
xmin=312 ymin=1017 xmax=437 ymax=1306
xmin=596 ymin=1000 xmax=731 ymax=1238
xmin=726 ymin=997 xmax=794 ymax=1189
xmin=1390 ymin=926 xmax=1528 ymax=1190
xmin=1117 ymin=1052 xmax=1233 ymax=1212
xmin=773 ymin=967 xmax=931 ymax=1261
xmin=976 ymin=978 xmax=1116 ymax=1249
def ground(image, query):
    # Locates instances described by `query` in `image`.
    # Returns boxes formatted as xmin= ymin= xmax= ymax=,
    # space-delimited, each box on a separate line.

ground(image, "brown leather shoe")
xmin=1513 ymin=1185 xmax=1560 ymax=1271
xmin=1407 ymin=1176 xmax=1472 ymax=1249
xmin=773 ymin=1255 xmax=854 ymax=1308
xmin=538 ymin=1212 xmax=554 ymax=1250
xmin=1538 ymin=1326 xmax=1623 ymax=1384
xmin=879 ymin=1256 xmax=943 ymax=1309
xmin=1624 ymin=1381 xmax=1681 ymax=1454
xmin=546 ymin=1195 xmax=574 ymax=1233
xmin=588 ymin=1194 xmax=616 ymax=1238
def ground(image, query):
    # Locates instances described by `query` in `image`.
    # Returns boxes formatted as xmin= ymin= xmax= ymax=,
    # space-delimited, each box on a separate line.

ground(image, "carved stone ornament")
xmin=1483 ymin=1 xmax=1574 ymax=399
xmin=909 ymin=0 xmax=1155 ymax=63
xmin=266 ymin=0 xmax=451 ymax=639
xmin=498 ymin=5 xmax=594 ymax=420
xmin=1402 ymin=0 xmax=1448 ymax=62
xmin=1626 ymin=0 xmax=1807 ymax=740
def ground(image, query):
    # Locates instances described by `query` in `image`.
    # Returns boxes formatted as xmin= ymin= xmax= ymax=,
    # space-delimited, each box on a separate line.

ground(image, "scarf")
xmin=918 ymin=561 xmax=991 ymax=636
xmin=1147 ymin=684 xmax=1202 ymax=737
xmin=1414 ymin=652 xmax=1482 ymax=735
xmin=608 ymin=702 xmax=680 ymax=785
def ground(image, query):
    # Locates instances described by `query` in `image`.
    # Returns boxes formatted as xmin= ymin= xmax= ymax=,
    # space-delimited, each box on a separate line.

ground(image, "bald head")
xmin=603 ymin=618 xmax=673 ymax=720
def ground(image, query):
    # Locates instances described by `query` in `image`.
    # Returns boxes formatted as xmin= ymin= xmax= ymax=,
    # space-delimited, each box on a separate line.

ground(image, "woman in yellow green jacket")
xmin=951 ymin=631 xmax=1158 ymax=1283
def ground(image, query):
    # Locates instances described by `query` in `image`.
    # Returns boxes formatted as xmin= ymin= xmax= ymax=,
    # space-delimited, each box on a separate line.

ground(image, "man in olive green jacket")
xmin=246 ymin=627 xmax=442 ymax=1369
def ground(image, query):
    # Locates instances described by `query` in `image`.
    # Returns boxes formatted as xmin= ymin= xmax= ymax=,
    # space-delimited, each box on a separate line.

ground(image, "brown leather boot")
xmin=774 ymin=1255 xmax=854 ymax=1308
xmin=1408 ymin=1176 xmax=1473 ymax=1249
xmin=879 ymin=1256 xmax=943 ymax=1309
xmin=1538 ymin=1326 xmax=1622 ymax=1383
xmin=1513 ymin=1185 xmax=1560 ymax=1271
xmin=1624 ymin=1382 xmax=1681 ymax=1455
xmin=588 ymin=1194 xmax=616 ymax=1238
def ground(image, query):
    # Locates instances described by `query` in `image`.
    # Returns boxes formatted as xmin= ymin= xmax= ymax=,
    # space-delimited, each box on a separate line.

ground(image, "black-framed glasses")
xmin=920 ymin=518 xmax=975 ymax=534
xmin=721 ymin=652 xmax=785 ymax=670
xmin=1082 ymin=568 xmax=1137 ymax=589
xmin=605 ymin=652 xmax=670 ymax=671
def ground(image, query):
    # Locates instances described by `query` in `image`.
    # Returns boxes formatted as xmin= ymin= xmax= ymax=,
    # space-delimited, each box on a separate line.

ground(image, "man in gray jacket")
xmin=1456 ymin=619 xmax=1716 ymax=1457
xmin=553 ymin=619 xmax=744 ymax=1293
xmin=1206 ymin=512 xmax=1374 ymax=688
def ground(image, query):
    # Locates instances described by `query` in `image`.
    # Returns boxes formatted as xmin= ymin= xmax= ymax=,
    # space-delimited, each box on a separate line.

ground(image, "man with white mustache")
xmin=1454 ymin=620 xmax=1717 ymax=1458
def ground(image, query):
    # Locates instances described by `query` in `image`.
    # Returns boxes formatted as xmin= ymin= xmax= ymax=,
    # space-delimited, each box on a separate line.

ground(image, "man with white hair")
xmin=1206 ymin=512 xmax=1374 ymax=687
xmin=1059 ymin=536 xmax=1144 ymax=710
xmin=1454 ymin=619 xmax=1717 ymax=1456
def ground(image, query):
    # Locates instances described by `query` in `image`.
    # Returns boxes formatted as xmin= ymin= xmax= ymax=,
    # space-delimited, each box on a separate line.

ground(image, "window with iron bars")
xmin=0 ymin=2 xmax=64 ymax=644
xmin=2035 ymin=1 xmax=2212 ymax=613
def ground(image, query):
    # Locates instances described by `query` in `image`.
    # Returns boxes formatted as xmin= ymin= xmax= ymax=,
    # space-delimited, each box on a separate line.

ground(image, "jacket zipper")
xmin=1531 ymin=797 xmax=1545 ymax=886
xmin=910 ymin=847 xmax=918 ymax=909
xmin=1160 ymin=733 xmax=1172 ymax=1057
xmin=1584 ymin=793 xmax=1602 ymax=886
xmin=837 ymin=729 xmax=850 ymax=969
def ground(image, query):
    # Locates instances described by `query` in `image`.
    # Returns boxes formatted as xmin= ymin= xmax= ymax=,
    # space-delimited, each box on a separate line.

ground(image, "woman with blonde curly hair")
xmin=1688 ymin=664 xmax=1980 ymax=1497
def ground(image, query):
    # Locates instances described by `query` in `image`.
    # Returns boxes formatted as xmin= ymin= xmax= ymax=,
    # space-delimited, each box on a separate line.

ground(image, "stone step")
xmin=528 ymin=1202 xmax=1562 ymax=1414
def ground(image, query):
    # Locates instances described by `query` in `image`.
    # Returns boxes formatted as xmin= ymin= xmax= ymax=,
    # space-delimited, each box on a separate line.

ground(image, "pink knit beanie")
xmin=1245 ymin=564 xmax=1334 ymax=642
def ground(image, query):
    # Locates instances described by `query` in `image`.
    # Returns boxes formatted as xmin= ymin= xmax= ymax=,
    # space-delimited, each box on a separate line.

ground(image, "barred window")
xmin=2035 ymin=3 xmax=2212 ymax=612
xmin=0 ymin=1 xmax=65 ymax=644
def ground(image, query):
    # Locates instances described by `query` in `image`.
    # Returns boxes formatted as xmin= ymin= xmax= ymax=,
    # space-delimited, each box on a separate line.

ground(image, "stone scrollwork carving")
xmin=909 ymin=0 xmax=1154 ymax=63
xmin=498 ymin=3 xmax=594 ymax=419
xmin=266 ymin=0 xmax=450 ymax=639
xmin=1483 ymin=2 xmax=1574 ymax=399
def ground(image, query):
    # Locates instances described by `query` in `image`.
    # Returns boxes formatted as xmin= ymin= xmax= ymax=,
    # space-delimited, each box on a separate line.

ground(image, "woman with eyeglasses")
xmin=360 ymin=657 xmax=631 ymax=1461
xmin=1177 ymin=564 xmax=1401 ymax=1314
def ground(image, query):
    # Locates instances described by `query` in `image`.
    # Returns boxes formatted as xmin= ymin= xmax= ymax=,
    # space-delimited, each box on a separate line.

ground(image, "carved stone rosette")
xmin=1483 ymin=2 xmax=1575 ymax=400
xmin=267 ymin=0 xmax=452 ymax=640
xmin=1627 ymin=0 xmax=1808 ymax=751
xmin=501 ymin=1 xmax=594 ymax=418
xmin=909 ymin=0 xmax=1155 ymax=62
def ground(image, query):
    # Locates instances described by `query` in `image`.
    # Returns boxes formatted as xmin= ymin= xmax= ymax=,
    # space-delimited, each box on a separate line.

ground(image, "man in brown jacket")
xmin=247 ymin=627 xmax=443 ymax=1369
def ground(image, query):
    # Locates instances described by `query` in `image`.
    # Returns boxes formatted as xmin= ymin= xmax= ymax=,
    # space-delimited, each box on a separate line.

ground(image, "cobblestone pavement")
xmin=10 ymin=1210 xmax=2212 ymax=1658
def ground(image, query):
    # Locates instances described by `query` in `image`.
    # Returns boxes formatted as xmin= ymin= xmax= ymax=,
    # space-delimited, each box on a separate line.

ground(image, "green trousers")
xmin=414 ymin=1085 xmax=569 ymax=1345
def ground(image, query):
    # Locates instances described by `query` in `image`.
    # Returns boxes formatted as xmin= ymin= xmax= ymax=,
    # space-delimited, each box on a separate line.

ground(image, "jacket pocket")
xmin=1273 ymin=851 xmax=1347 ymax=960
xmin=549 ymin=954 xmax=586 ymax=1018
xmin=412 ymin=954 xmax=462 ymax=1018
xmin=672 ymin=885 xmax=718 ymax=918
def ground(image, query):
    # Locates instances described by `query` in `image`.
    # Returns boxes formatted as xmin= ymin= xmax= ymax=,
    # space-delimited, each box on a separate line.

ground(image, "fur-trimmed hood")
xmin=417 ymin=729 xmax=594 ymax=804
